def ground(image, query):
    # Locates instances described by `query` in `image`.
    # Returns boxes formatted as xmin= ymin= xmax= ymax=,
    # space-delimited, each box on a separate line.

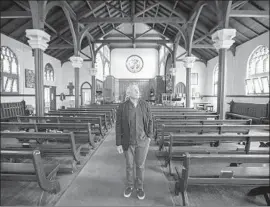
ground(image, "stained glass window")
xmin=44 ymin=63 xmax=54 ymax=81
xmin=246 ymin=45 xmax=269 ymax=95
xmin=0 ymin=46 xmax=19 ymax=93
xmin=213 ymin=65 xmax=219 ymax=96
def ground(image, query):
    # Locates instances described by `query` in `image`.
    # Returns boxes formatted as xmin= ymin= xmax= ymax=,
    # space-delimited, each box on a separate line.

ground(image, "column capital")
xmin=183 ymin=56 xmax=196 ymax=68
xmin=25 ymin=29 xmax=50 ymax=51
xmin=211 ymin=28 xmax=236 ymax=50
xmin=70 ymin=56 xmax=84 ymax=68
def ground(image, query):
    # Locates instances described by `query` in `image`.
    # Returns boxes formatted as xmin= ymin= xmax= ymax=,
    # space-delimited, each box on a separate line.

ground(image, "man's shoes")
xmin=136 ymin=189 xmax=145 ymax=200
xmin=124 ymin=187 xmax=133 ymax=198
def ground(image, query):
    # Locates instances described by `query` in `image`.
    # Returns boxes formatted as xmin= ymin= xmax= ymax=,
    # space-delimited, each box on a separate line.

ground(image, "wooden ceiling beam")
xmin=85 ymin=0 xmax=105 ymax=35
xmin=163 ymin=0 xmax=179 ymax=34
xmin=135 ymin=1 xmax=159 ymax=17
xmin=230 ymin=10 xmax=269 ymax=18
xmin=48 ymin=44 xmax=74 ymax=49
xmin=113 ymin=28 xmax=133 ymax=39
xmin=192 ymin=44 xmax=215 ymax=49
xmin=0 ymin=11 xmax=32 ymax=19
xmin=80 ymin=16 xmax=185 ymax=24
xmin=95 ymin=39 xmax=171 ymax=44
xmin=106 ymin=1 xmax=129 ymax=17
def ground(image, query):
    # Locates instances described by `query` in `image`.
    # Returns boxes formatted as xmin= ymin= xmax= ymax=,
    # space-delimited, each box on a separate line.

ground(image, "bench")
xmin=174 ymin=153 xmax=270 ymax=206
xmin=226 ymin=100 xmax=269 ymax=124
xmin=0 ymin=101 xmax=26 ymax=122
xmin=1 ymin=122 xmax=96 ymax=151
xmin=66 ymin=108 xmax=116 ymax=122
xmin=1 ymin=131 xmax=81 ymax=173
xmin=158 ymin=124 xmax=253 ymax=151
xmin=154 ymin=119 xmax=252 ymax=141
xmin=59 ymin=108 xmax=115 ymax=124
xmin=16 ymin=116 xmax=105 ymax=138
xmin=46 ymin=112 xmax=109 ymax=130
xmin=1 ymin=149 xmax=60 ymax=205
xmin=167 ymin=133 xmax=269 ymax=175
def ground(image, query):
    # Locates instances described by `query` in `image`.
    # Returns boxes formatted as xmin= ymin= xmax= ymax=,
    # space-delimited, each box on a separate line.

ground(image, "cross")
xmin=67 ymin=82 xmax=74 ymax=95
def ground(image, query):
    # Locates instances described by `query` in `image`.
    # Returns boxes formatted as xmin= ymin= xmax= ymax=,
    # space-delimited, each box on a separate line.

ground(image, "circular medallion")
xmin=126 ymin=55 xmax=144 ymax=73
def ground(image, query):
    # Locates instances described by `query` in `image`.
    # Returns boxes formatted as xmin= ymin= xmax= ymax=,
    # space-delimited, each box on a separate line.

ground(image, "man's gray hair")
xmin=126 ymin=84 xmax=139 ymax=97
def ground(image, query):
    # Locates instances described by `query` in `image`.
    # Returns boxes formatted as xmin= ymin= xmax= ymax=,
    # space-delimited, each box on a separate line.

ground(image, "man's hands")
xmin=117 ymin=145 xmax=123 ymax=154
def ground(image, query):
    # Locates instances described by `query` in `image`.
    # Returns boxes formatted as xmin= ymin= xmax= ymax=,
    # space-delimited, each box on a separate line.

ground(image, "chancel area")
xmin=0 ymin=0 xmax=269 ymax=206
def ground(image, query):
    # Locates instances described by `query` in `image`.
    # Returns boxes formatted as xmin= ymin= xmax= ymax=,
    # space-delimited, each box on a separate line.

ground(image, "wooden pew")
xmin=1 ymin=122 xmax=96 ymax=150
xmin=59 ymin=108 xmax=115 ymax=123
xmin=46 ymin=111 xmax=109 ymax=130
xmin=153 ymin=114 xmax=219 ymax=121
xmin=1 ymin=132 xmax=81 ymax=173
xmin=155 ymin=119 xmax=252 ymax=144
xmin=0 ymin=101 xmax=26 ymax=122
xmin=226 ymin=100 xmax=269 ymax=124
xmin=1 ymin=149 xmax=60 ymax=205
xmin=16 ymin=116 xmax=105 ymax=138
xmin=167 ymin=133 xmax=269 ymax=175
xmin=174 ymin=153 xmax=270 ymax=206
xmin=158 ymin=123 xmax=250 ymax=151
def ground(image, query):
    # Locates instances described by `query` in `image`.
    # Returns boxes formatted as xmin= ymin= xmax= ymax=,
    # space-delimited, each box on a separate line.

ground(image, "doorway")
xmin=81 ymin=82 xmax=92 ymax=106
xmin=44 ymin=85 xmax=56 ymax=112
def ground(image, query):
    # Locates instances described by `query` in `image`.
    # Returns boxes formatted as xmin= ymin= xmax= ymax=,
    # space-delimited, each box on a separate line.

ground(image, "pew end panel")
xmin=1 ymin=149 xmax=61 ymax=206
xmin=174 ymin=153 xmax=270 ymax=206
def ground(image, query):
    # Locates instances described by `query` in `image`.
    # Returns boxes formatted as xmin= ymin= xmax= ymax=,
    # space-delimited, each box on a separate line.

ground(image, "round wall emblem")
xmin=126 ymin=55 xmax=144 ymax=73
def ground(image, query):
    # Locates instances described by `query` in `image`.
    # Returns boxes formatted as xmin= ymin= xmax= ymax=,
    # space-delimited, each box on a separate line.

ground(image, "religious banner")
xmin=25 ymin=69 xmax=35 ymax=88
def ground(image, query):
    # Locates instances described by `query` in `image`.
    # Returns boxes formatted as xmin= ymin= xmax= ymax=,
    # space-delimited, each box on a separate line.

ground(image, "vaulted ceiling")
xmin=1 ymin=0 xmax=269 ymax=64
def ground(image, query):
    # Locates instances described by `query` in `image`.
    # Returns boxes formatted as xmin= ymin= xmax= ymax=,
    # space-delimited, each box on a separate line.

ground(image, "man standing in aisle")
xmin=116 ymin=84 xmax=153 ymax=200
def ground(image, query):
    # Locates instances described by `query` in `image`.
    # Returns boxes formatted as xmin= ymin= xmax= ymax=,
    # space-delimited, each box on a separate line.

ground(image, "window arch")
xmin=0 ymin=46 xmax=19 ymax=93
xmin=44 ymin=63 xmax=54 ymax=82
xmin=246 ymin=45 xmax=269 ymax=95
xmin=213 ymin=65 xmax=219 ymax=96
xmin=175 ymin=82 xmax=186 ymax=95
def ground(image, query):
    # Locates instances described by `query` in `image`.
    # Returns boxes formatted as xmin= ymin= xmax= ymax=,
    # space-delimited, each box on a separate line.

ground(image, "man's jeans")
xmin=124 ymin=138 xmax=150 ymax=190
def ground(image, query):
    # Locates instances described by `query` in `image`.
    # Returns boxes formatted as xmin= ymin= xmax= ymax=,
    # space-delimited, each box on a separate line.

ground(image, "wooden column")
xmin=26 ymin=29 xmax=50 ymax=116
xmin=70 ymin=56 xmax=84 ymax=108
xmin=186 ymin=67 xmax=191 ymax=108
xmin=212 ymin=29 xmax=236 ymax=119
xmin=183 ymin=56 xmax=196 ymax=108
xmin=90 ymin=61 xmax=97 ymax=104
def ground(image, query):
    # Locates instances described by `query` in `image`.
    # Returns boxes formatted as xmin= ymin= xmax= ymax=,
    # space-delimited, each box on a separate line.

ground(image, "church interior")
xmin=0 ymin=0 xmax=269 ymax=206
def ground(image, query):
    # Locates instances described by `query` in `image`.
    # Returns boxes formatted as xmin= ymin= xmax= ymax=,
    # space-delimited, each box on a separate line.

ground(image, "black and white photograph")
xmin=0 ymin=0 xmax=269 ymax=206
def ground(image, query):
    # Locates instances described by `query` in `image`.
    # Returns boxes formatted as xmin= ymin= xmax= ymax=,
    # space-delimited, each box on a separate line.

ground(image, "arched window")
xmin=213 ymin=65 xmax=219 ymax=96
xmin=0 ymin=46 xmax=19 ymax=93
xmin=81 ymin=82 xmax=92 ymax=105
xmin=44 ymin=63 xmax=54 ymax=82
xmin=175 ymin=82 xmax=186 ymax=96
xmin=246 ymin=45 xmax=269 ymax=95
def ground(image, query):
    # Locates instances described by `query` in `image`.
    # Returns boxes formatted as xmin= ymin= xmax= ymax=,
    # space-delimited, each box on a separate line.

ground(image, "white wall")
xmin=203 ymin=31 xmax=269 ymax=111
xmin=1 ymin=33 xmax=61 ymax=109
xmin=59 ymin=60 xmax=92 ymax=109
xmin=111 ymin=48 xmax=158 ymax=79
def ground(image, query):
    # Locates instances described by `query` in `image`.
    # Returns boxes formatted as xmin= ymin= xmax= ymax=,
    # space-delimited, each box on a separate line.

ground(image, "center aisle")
xmin=55 ymin=128 xmax=174 ymax=206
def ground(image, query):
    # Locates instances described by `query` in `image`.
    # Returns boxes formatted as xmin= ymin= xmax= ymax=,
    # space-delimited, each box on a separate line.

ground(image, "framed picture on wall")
xmin=191 ymin=73 xmax=198 ymax=85
xmin=25 ymin=69 xmax=35 ymax=88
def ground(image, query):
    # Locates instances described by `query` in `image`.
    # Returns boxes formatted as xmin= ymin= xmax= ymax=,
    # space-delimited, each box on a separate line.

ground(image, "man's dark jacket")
xmin=116 ymin=99 xmax=153 ymax=151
